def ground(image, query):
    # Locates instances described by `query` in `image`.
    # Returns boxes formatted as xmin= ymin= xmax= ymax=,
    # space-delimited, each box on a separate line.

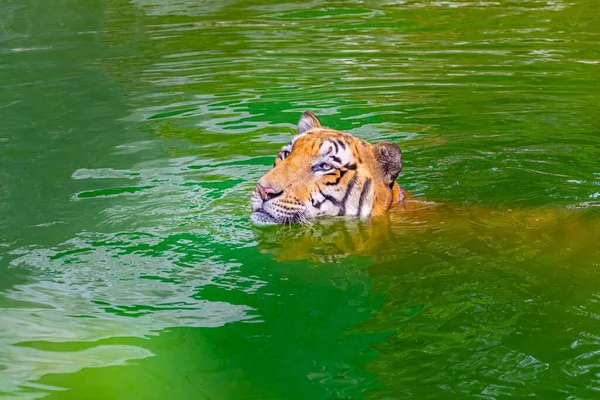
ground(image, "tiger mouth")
xmin=251 ymin=208 xmax=302 ymax=225
xmin=251 ymin=208 xmax=280 ymax=225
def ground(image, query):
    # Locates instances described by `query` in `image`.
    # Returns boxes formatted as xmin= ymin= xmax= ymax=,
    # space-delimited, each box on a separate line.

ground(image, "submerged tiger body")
xmin=251 ymin=111 xmax=405 ymax=224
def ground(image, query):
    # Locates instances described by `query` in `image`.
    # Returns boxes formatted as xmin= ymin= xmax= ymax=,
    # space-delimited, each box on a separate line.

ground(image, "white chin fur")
xmin=251 ymin=210 xmax=278 ymax=225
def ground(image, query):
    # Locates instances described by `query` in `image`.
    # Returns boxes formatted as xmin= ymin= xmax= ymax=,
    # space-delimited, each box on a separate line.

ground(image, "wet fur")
xmin=251 ymin=111 xmax=404 ymax=224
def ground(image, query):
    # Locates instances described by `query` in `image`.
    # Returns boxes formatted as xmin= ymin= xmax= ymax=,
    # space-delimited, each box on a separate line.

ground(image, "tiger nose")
xmin=256 ymin=183 xmax=283 ymax=202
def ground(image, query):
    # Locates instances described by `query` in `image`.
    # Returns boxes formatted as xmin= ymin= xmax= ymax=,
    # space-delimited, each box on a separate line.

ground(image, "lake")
xmin=1 ymin=0 xmax=599 ymax=398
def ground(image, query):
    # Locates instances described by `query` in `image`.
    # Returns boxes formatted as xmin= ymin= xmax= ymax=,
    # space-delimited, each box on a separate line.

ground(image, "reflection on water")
xmin=365 ymin=209 xmax=600 ymax=398
xmin=253 ymin=200 xmax=439 ymax=262
xmin=1 ymin=0 xmax=600 ymax=398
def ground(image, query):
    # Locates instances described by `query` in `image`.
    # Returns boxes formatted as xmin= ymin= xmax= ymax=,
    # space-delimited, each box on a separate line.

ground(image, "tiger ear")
xmin=374 ymin=142 xmax=402 ymax=186
xmin=297 ymin=111 xmax=322 ymax=134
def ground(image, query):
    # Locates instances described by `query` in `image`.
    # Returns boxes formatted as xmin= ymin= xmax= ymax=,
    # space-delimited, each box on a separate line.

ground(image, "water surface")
xmin=1 ymin=0 xmax=600 ymax=398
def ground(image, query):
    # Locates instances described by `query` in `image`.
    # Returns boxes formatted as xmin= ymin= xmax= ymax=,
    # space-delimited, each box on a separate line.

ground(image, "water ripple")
xmin=2 ymin=0 xmax=600 ymax=398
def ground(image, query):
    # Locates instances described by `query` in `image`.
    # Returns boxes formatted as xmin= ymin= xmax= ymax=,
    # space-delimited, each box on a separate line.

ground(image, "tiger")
xmin=251 ymin=111 xmax=406 ymax=224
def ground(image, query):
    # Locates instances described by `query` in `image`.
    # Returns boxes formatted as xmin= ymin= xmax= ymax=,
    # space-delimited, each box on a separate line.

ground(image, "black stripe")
xmin=357 ymin=178 xmax=372 ymax=217
xmin=317 ymin=188 xmax=340 ymax=207
xmin=331 ymin=140 xmax=339 ymax=153
xmin=331 ymin=155 xmax=341 ymax=164
xmin=336 ymin=139 xmax=346 ymax=150
xmin=345 ymin=163 xmax=357 ymax=170
xmin=324 ymin=169 xmax=346 ymax=186
xmin=311 ymin=195 xmax=322 ymax=209
xmin=337 ymin=174 xmax=357 ymax=216
xmin=311 ymin=199 xmax=322 ymax=209
xmin=310 ymin=193 xmax=321 ymax=209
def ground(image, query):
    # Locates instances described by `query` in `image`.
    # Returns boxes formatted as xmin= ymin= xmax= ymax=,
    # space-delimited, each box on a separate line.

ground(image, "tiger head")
xmin=251 ymin=111 xmax=404 ymax=224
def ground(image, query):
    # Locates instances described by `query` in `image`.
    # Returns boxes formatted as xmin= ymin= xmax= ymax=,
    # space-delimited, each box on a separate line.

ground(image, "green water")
xmin=1 ymin=0 xmax=600 ymax=398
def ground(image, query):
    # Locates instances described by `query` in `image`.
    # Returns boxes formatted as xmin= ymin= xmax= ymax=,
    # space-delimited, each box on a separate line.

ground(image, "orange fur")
xmin=251 ymin=112 xmax=405 ymax=224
